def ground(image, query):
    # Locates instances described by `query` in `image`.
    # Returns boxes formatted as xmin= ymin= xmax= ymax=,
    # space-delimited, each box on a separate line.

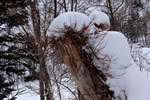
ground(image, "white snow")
xmin=89 ymin=30 xmax=150 ymax=100
xmin=0 ymin=24 xmax=7 ymax=36
xmin=90 ymin=31 xmax=132 ymax=75
xmin=109 ymin=62 xmax=150 ymax=100
xmin=89 ymin=10 xmax=110 ymax=27
xmin=0 ymin=24 xmax=7 ymax=29
xmin=9 ymin=82 xmax=40 ymax=100
xmin=89 ymin=10 xmax=110 ymax=32
xmin=16 ymin=93 xmax=40 ymax=100
xmin=123 ymin=64 xmax=150 ymax=100
xmin=47 ymin=12 xmax=90 ymax=37
xmin=88 ymin=11 xmax=150 ymax=100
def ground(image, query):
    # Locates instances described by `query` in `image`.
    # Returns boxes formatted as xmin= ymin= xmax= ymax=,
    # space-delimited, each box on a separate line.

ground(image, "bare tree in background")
xmin=17 ymin=0 xmax=54 ymax=99
xmin=29 ymin=0 xmax=53 ymax=99
xmin=103 ymin=0 xmax=125 ymax=31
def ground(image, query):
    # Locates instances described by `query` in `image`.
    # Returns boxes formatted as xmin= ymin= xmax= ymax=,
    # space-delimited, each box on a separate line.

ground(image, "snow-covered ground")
xmin=16 ymin=92 xmax=40 ymax=100
xmin=11 ymin=82 xmax=40 ymax=100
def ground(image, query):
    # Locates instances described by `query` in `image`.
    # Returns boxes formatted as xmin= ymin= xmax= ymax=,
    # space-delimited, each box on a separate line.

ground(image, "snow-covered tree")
xmin=48 ymin=11 xmax=114 ymax=100
xmin=48 ymin=10 xmax=150 ymax=100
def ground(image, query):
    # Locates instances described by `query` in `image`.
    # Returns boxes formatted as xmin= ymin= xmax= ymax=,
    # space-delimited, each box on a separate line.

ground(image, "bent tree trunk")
xmin=57 ymin=38 xmax=113 ymax=100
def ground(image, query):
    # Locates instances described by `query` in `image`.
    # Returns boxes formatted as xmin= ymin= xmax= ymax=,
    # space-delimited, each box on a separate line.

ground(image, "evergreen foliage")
xmin=0 ymin=0 xmax=28 ymax=27
xmin=0 ymin=0 xmax=39 ymax=99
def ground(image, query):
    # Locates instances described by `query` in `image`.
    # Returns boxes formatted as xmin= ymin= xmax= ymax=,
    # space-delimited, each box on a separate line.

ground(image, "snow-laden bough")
xmin=47 ymin=12 xmax=91 ymax=37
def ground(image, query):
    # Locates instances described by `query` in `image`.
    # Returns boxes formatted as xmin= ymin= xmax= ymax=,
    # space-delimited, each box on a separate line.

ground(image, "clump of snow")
xmin=91 ymin=31 xmax=132 ymax=75
xmin=89 ymin=10 xmax=110 ymax=26
xmin=89 ymin=10 xmax=110 ymax=32
xmin=0 ymin=24 xmax=7 ymax=29
xmin=47 ymin=12 xmax=90 ymax=37
xmin=0 ymin=24 xmax=7 ymax=36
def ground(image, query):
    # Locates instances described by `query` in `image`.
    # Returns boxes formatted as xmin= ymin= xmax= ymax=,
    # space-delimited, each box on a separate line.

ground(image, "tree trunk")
xmin=54 ymin=0 xmax=57 ymax=18
xmin=78 ymin=88 xmax=85 ymax=100
xmin=29 ymin=0 xmax=53 ymax=100
xmin=57 ymin=38 xmax=113 ymax=100
xmin=71 ymin=0 xmax=74 ymax=11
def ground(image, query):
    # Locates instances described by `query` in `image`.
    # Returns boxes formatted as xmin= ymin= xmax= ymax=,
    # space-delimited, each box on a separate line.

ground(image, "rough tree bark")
xmin=56 ymin=36 xmax=113 ymax=100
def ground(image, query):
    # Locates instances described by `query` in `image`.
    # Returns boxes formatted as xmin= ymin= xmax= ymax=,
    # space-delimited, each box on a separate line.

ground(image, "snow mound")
xmin=47 ymin=12 xmax=90 ymax=37
xmin=89 ymin=10 xmax=110 ymax=31
xmin=91 ymin=31 xmax=132 ymax=75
